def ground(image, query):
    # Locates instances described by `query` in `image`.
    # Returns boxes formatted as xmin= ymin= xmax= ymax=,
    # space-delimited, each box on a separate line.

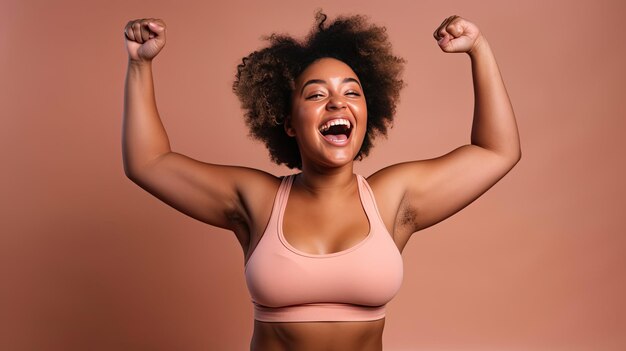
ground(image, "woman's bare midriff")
xmin=250 ymin=318 xmax=385 ymax=351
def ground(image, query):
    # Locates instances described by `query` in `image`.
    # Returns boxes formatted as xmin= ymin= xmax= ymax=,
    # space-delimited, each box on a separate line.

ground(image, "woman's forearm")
xmin=122 ymin=60 xmax=171 ymax=177
xmin=468 ymin=36 xmax=521 ymax=162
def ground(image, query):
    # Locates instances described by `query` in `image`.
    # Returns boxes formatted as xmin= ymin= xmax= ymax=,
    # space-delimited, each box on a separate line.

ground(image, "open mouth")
xmin=318 ymin=118 xmax=352 ymax=143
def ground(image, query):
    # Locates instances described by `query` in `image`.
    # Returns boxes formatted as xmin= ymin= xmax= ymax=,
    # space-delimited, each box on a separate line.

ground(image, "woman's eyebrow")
xmin=300 ymin=77 xmax=362 ymax=95
xmin=301 ymin=79 xmax=326 ymax=94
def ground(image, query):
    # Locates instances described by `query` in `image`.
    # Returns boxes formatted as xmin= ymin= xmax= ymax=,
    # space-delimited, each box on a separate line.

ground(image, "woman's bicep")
xmin=385 ymin=144 xmax=519 ymax=232
xmin=126 ymin=152 xmax=264 ymax=230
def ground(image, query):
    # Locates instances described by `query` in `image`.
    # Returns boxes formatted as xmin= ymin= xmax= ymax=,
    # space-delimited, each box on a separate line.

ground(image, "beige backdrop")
xmin=2 ymin=0 xmax=625 ymax=350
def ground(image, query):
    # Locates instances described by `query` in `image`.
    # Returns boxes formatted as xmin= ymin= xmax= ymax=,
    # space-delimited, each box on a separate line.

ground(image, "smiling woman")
xmin=298 ymin=73 xmax=361 ymax=146
xmin=122 ymin=11 xmax=520 ymax=351
xmin=285 ymin=58 xmax=368 ymax=169
xmin=232 ymin=12 xmax=405 ymax=169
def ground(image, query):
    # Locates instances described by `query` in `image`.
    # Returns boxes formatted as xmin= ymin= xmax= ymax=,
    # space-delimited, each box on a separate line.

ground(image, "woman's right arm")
xmin=122 ymin=18 xmax=276 ymax=235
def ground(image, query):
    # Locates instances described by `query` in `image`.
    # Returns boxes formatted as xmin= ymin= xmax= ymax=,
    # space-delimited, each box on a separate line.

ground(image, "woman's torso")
xmin=243 ymin=173 xmax=404 ymax=350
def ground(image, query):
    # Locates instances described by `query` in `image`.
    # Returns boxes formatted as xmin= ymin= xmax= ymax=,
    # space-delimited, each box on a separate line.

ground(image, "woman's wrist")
xmin=467 ymin=34 xmax=491 ymax=60
xmin=128 ymin=58 xmax=153 ymax=70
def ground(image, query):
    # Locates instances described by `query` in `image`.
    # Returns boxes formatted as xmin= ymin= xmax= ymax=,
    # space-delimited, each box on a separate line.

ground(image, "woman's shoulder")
xmin=364 ymin=162 xmax=431 ymax=228
xmin=231 ymin=166 xmax=283 ymax=194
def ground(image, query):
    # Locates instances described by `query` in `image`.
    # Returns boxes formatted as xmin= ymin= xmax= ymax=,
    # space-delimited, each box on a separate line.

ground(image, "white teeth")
xmin=318 ymin=118 xmax=351 ymax=133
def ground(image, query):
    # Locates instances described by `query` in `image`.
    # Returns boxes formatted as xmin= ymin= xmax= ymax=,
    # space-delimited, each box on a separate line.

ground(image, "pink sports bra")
xmin=244 ymin=174 xmax=404 ymax=322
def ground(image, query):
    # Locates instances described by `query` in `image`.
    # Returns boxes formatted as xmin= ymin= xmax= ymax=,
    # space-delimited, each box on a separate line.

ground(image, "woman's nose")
xmin=326 ymin=96 xmax=346 ymax=110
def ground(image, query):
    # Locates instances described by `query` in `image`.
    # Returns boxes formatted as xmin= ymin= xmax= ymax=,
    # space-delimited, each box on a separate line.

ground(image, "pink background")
xmin=2 ymin=0 xmax=625 ymax=350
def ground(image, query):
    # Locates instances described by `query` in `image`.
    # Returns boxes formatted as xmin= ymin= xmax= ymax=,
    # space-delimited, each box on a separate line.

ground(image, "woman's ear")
xmin=284 ymin=116 xmax=296 ymax=137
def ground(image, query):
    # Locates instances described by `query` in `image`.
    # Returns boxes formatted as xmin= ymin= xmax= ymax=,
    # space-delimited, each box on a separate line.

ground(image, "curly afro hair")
xmin=233 ymin=11 xmax=405 ymax=169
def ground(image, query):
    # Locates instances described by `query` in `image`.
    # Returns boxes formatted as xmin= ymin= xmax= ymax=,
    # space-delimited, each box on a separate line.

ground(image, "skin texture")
xmin=122 ymin=15 xmax=520 ymax=351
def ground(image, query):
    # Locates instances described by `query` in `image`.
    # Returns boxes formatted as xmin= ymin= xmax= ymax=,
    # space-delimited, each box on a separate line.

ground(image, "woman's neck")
xmin=297 ymin=162 xmax=356 ymax=196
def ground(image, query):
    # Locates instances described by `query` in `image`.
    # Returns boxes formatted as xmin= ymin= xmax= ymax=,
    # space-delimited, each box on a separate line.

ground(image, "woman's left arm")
xmin=457 ymin=15 xmax=521 ymax=162
xmin=370 ymin=16 xmax=521 ymax=236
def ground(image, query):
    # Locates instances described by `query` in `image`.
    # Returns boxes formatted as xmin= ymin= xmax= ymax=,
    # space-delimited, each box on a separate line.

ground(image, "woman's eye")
xmin=306 ymin=93 xmax=324 ymax=100
xmin=346 ymin=91 xmax=361 ymax=97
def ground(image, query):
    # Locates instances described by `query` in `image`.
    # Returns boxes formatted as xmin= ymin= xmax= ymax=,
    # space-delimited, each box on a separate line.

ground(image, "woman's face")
xmin=287 ymin=57 xmax=367 ymax=170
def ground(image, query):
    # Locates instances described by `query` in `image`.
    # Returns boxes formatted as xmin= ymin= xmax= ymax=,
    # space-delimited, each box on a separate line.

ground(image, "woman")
xmin=123 ymin=12 xmax=520 ymax=351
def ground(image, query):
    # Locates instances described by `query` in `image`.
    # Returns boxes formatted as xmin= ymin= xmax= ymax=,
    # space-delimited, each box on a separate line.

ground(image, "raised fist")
xmin=433 ymin=16 xmax=482 ymax=54
xmin=124 ymin=18 xmax=166 ymax=63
